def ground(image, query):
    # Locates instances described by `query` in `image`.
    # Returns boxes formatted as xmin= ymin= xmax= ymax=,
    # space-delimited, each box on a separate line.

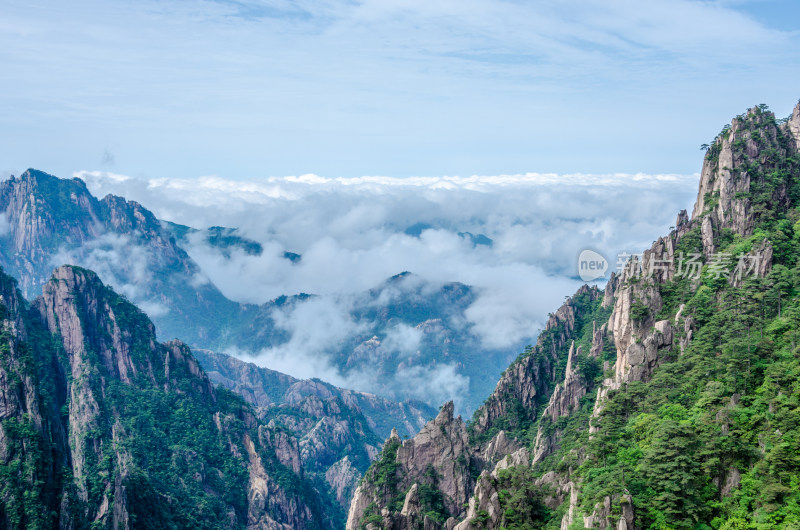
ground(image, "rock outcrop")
xmin=348 ymin=286 xmax=605 ymax=529
xmin=787 ymin=100 xmax=800 ymax=151
xmin=347 ymin=402 xmax=476 ymax=529
xmin=349 ymin=100 xmax=800 ymax=530
xmin=531 ymin=341 xmax=588 ymax=464
xmin=0 ymin=265 xmax=337 ymax=529
xmin=692 ymin=104 xmax=798 ymax=242
xmin=471 ymin=285 xmax=602 ymax=438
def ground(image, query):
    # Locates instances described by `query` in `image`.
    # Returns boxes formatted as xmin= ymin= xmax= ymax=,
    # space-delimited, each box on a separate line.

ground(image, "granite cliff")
xmin=0 ymin=265 xmax=340 ymax=528
xmin=348 ymin=101 xmax=800 ymax=529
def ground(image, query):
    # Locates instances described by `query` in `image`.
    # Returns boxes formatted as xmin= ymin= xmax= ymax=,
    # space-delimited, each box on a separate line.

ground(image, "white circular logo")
xmin=577 ymin=249 xmax=608 ymax=282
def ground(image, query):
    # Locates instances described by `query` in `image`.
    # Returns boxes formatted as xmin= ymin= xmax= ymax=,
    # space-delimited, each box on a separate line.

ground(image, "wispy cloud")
xmin=1 ymin=1 xmax=798 ymax=178
xmin=51 ymin=231 xmax=170 ymax=316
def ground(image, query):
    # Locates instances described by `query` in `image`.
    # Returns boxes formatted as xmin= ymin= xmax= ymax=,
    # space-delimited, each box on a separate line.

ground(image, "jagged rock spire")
xmin=787 ymin=99 xmax=800 ymax=151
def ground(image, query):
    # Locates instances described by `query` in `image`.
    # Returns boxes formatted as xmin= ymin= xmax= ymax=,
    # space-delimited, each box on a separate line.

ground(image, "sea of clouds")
xmin=77 ymin=171 xmax=699 ymax=355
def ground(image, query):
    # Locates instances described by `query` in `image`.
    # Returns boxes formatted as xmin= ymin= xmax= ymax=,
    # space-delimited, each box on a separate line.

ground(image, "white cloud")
xmin=231 ymin=296 xmax=367 ymax=383
xmin=50 ymin=231 xmax=169 ymax=315
xmin=0 ymin=213 xmax=11 ymax=236
xmin=76 ymin=170 xmax=699 ymax=351
xmin=2 ymin=1 xmax=799 ymax=180
xmin=137 ymin=300 xmax=170 ymax=317
xmin=382 ymin=323 xmax=423 ymax=356
xmin=393 ymin=363 xmax=470 ymax=410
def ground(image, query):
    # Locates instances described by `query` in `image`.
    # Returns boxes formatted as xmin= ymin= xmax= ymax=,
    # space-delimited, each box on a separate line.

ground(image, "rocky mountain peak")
xmin=17 ymin=168 xmax=90 ymax=191
xmin=346 ymin=399 xmax=475 ymax=529
xmin=101 ymin=194 xmax=163 ymax=235
xmin=44 ymin=264 xmax=105 ymax=301
xmin=37 ymin=266 xmax=107 ymax=354
xmin=35 ymin=265 xmax=159 ymax=384
xmin=691 ymin=104 xmax=799 ymax=240
xmin=0 ymin=170 xmax=100 ymax=289
xmin=436 ymin=400 xmax=455 ymax=423
xmin=5 ymin=169 xmax=95 ymax=218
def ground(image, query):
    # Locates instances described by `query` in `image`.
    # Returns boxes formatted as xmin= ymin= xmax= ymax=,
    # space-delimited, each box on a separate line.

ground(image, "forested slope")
xmin=348 ymin=102 xmax=800 ymax=530
xmin=0 ymin=265 xmax=342 ymax=529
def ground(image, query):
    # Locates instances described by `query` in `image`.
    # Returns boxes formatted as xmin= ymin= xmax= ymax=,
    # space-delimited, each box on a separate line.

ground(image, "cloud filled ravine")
xmin=36 ymin=170 xmax=699 ymax=412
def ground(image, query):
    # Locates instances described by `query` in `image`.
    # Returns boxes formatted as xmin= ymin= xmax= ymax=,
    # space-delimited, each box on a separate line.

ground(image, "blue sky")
xmin=1 ymin=0 xmax=799 ymax=180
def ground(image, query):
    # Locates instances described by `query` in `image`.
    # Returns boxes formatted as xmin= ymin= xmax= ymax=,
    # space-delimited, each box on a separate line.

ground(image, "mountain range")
xmin=2 ymin=100 xmax=799 ymax=529
xmin=0 ymin=170 xmax=518 ymax=413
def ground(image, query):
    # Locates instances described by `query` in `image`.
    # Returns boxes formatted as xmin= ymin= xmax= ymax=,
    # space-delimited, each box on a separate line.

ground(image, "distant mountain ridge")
xmin=162 ymin=220 xmax=265 ymax=258
xmin=0 ymin=170 xmax=519 ymax=412
xmin=0 ymin=169 xmax=250 ymax=345
xmin=193 ymin=349 xmax=433 ymax=440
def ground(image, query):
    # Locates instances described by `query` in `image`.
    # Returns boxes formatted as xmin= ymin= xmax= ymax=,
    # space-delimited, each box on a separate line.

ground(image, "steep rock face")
xmin=453 ymin=453 xmax=575 ymax=530
xmin=786 ymin=100 xmax=800 ymax=151
xmin=542 ymin=342 xmax=586 ymax=421
xmin=243 ymin=431 xmax=315 ymax=530
xmin=192 ymin=349 xmax=435 ymax=509
xmin=395 ymin=402 xmax=473 ymax=516
xmin=0 ymin=269 xmax=72 ymax=528
xmin=531 ymin=341 xmax=588 ymax=463
xmin=0 ymin=265 xmax=340 ymax=529
xmin=600 ymin=216 xmax=695 ymax=393
xmin=326 ymin=456 xmax=361 ymax=506
xmin=346 ymin=402 xmax=476 ymax=529
xmin=580 ymin=493 xmax=634 ymax=530
xmin=471 ymin=285 xmax=602 ymax=438
xmin=692 ymin=104 xmax=798 ymax=243
xmin=454 ymin=448 xmax=529 ymax=530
